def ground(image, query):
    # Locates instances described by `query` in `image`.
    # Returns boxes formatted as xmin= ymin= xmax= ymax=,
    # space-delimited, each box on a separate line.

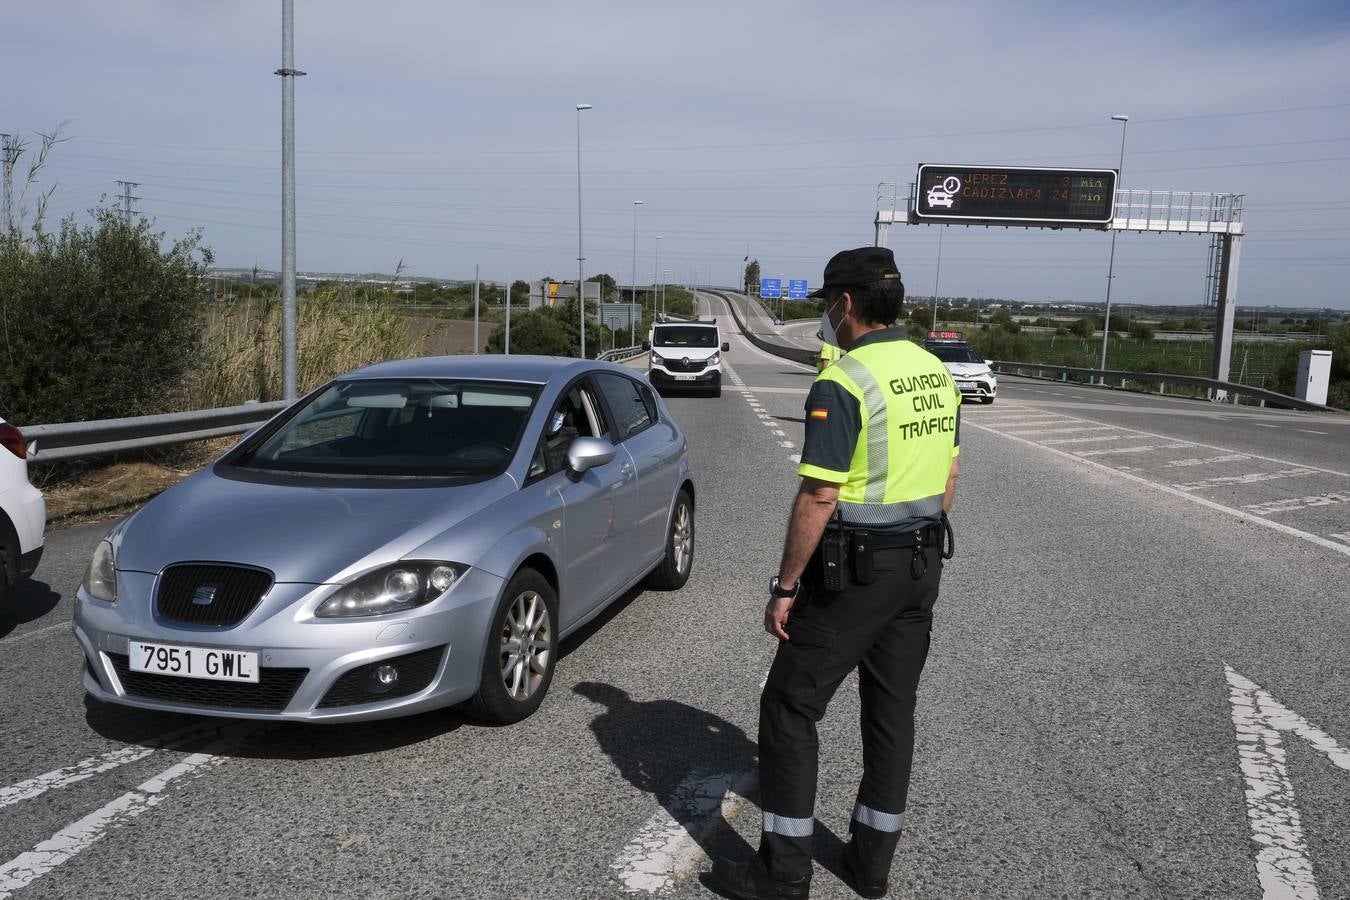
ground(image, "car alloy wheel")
xmin=500 ymin=589 xmax=552 ymax=701
xmin=672 ymin=503 xmax=692 ymax=577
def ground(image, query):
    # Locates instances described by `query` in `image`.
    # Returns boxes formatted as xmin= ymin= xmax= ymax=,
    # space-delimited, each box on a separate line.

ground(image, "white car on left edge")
xmin=0 ymin=417 xmax=46 ymax=604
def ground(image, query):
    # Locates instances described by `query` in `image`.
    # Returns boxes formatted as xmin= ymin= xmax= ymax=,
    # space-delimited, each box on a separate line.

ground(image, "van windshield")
xmin=653 ymin=326 xmax=717 ymax=348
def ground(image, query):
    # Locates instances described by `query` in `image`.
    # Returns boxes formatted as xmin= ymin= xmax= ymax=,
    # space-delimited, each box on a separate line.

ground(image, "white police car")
xmin=923 ymin=332 xmax=997 ymax=404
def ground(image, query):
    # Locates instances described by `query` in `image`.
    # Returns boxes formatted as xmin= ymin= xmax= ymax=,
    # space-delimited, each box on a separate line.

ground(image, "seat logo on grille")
xmin=192 ymin=584 xmax=220 ymax=606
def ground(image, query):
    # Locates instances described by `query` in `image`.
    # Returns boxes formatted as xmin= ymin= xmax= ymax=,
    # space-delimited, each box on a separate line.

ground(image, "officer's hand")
xmin=764 ymin=596 xmax=793 ymax=641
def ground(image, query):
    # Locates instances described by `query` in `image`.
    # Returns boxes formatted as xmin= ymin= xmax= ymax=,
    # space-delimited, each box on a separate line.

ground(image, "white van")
xmin=645 ymin=319 xmax=729 ymax=398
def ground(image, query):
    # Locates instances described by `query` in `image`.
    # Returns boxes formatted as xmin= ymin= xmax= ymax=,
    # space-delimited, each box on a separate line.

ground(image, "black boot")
xmin=709 ymin=857 xmax=810 ymax=899
xmin=840 ymin=841 xmax=888 ymax=899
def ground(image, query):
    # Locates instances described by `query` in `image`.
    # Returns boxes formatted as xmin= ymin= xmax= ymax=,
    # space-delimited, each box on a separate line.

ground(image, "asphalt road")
xmin=1 ymin=296 xmax=1347 ymax=899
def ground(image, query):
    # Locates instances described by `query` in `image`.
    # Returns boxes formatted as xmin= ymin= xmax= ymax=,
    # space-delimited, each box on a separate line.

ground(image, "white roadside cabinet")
xmin=1295 ymin=349 xmax=1332 ymax=406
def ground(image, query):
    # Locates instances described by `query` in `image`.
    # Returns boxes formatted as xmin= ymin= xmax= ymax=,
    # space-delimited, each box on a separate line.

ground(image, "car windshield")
xmin=228 ymin=378 xmax=539 ymax=478
xmin=653 ymin=326 xmax=716 ymax=348
xmin=928 ymin=345 xmax=984 ymax=364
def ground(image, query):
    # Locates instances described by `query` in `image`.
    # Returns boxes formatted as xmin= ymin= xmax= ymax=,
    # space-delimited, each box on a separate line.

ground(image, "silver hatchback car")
xmin=74 ymin=356 xmax=695 ymax=724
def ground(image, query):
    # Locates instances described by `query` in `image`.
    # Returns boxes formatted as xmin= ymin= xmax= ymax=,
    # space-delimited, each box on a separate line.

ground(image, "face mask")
xmin=820 ymin=300 xmax=841 ymax=348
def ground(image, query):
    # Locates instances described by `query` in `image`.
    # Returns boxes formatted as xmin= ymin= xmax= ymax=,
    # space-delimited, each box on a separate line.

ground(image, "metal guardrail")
xmin=990 ymin=362 xmax=1337 ymax=412
xmin=597 ymin=345 xmax=646 ymax=363
xmin=712 ymin=291 xmax=1338 ymax=413
xmin=710 ymin=291 xmax=817 ymax=366
xmin=25 ymin=401 xmax=290 ymax=463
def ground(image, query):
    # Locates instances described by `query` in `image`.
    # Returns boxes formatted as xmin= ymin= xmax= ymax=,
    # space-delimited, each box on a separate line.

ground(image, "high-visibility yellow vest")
xmin=799 ymin=336 xmax=960 ymax=528
xmin=817 ymin=342 xmax=842 ymax=372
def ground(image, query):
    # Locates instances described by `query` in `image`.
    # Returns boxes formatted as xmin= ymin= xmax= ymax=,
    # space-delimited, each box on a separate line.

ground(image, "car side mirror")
xmin=566 ymin=437 xmax=616 ymax=479
xmin=721 ymin=342 xmax=730 ymax=352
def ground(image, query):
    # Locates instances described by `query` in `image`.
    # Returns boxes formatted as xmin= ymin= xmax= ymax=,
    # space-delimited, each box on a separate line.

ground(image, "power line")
xmin=63 ymin=101 xmax=1350 ymax=158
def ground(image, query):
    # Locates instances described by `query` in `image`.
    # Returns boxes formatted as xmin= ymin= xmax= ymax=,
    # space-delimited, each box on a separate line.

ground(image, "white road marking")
xmin=1001 ymin=426 xmax=1117 ymax=438
xmin=1040 ymin=434 xmax=1133 ymax=446
xmin=1074 ymin=442 xmax=1194 ymax=457
xmin=611 ymin=770 xmax=755 ymax=894
xmin=1298 ymin=430 xmax=1329 ymax=435
xmin=0 ymin=622 xmax=70 ymax=644
xmin=738 ymin=386 xmax=810 ymax=396
xmin=1244 ymin=492 xmax=1350 ymax=517
xmin=1255 ymin=424 xmax=1280 ymax=429
xmin=0 ymin=722 xmax=232 ymax=810
xmin=1172 ymin=469 xmax=1319 ymax=493
xmin=1329 ymin=533 xmax=1350 ymax=545
xmin=0 ymin=724 xmax=254 ymax=898
xmin=789 ymin=454 xmax=801 ymax=464
xmin=780 ymin=441 xmax=795 ymax=449
xmin=1226 ymin=666 xmax=1350 ymax=900
xmin=968 ymin=423 xmax=1350 ymax=558
xmin=772 ymin=430 xmax=785 ymax=437
xmin=1013 ymin=416 xmax=1350 ymax=478
xmin=1163 ymin=454 xmax=1251 ymax=468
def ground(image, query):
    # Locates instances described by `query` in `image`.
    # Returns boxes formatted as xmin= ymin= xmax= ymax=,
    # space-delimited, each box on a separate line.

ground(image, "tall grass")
xmin=179 ymin=289 xmax=417 ymax=409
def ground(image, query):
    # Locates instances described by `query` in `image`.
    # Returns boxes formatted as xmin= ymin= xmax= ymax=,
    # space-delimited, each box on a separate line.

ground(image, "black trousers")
xmin=757 ymin=540 xmax=942 ymax=882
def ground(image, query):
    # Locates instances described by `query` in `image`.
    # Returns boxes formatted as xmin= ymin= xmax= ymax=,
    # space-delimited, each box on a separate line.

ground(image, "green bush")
xmin=0 ymin=209 xmax=209 ymax=424
xmin=483 ymin=300 xmax=613 ymax=357
xmin=1129 ymin=322 xmax=1155 ymax=341
xmin=1069 ymin=317 xmax=1096 ymax=339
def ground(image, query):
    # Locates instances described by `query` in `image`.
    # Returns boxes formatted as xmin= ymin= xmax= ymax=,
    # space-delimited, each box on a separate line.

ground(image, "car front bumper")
xmin=73 ymin=566 xmax=505 ymax=723
xmin=648 ymin=367 xmax=720 ymax=391
xmin=954 ymin=376 xmax=997 ymax=400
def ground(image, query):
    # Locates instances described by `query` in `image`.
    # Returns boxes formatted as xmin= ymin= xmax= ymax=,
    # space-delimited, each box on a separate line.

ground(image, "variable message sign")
xmin=912 ymin=164 xmax=1117 ymax=227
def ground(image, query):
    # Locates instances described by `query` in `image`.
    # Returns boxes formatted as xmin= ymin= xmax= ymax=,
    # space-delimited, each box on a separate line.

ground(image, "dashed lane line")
xmin=0 ymin=622 xmax=70 ymax=644
xmin=0 ymin=723 xmax=257 ymax=899
xmin=0 ymin=722 xmax=238 ymax=811
xmin=1226 ymin=666 xmax=1350 ymax=900
xmin=967 ymin=422 xmax=1350 ymax=558
xmin=611 ymin=770 xmax=755 ymax=894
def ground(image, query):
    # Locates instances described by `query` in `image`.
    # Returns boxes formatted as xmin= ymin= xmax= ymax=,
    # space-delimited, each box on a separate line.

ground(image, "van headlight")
xmin=650 ymin=353 xmax=664 ymax=366
xmin=316 ymin=562 xmax=465 ymax=618
xmin=82 ymin=540 xmax=118 ymax=603
xmin=709 ymin=353 xmax=720 ymax=365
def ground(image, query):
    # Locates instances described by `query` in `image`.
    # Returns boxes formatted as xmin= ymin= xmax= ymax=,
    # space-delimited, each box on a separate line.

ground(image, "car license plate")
xmin=674 ymin=374 xmax=696 ymax=381
xmin=128 ymin=641 xmax=259 ymax=683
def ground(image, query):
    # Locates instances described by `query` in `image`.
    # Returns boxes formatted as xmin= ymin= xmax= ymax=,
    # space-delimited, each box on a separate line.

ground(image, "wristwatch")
xmin=769 ymin=576 xmax=799 ymax=600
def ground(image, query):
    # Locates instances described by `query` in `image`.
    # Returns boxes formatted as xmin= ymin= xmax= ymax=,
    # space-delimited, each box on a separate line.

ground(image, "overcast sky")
xmin=5 ymin=1 xmax=1349 ymax=309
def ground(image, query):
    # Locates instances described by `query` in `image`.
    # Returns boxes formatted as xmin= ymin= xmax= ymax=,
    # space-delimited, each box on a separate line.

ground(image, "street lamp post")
xmin=655 ymin=235 xmax=662 ymax=317
xmin=631 ymin=200 xmax=643 ymax=346
xmin=1099 ymin=113 xmax=1129 ymax=373
xmin=575 ymin=103 xmax=592 ymax=359
xmin=663 ymin=269 xmax=670 ymax=316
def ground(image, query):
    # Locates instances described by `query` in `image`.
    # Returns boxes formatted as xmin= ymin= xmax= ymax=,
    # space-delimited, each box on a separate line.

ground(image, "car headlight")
xmin=82 ymin=540 xmax=117 ymax=603
xmin=316 ymin=562 xmax=466 ymax=618
xmin=650 ymin=353 xmax=663 ymax=365
xmin=708 ymin=353 xmax=720 ymax=365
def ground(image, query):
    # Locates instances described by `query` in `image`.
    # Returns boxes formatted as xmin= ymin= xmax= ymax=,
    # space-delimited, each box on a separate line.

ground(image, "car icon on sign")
xmin=926 ymin=175 xmax=961 ymax=209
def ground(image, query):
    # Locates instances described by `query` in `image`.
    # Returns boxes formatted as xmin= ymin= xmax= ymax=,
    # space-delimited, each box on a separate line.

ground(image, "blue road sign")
xmin=760 ymin=277 xmax=782 ymax=299
xmin=787 ymin=279 xmax=808 ymax=299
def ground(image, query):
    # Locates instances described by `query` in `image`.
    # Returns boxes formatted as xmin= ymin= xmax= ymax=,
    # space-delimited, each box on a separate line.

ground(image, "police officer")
xmin=816 ymin=337 xmax=841 ymax=374
xmin=712 ymin=247 xmax=959 ymax=899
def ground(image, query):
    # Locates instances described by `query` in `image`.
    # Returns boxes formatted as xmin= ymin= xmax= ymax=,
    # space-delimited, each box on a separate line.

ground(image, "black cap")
xmin=808 ymin=246 xmax=902 ymax=299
